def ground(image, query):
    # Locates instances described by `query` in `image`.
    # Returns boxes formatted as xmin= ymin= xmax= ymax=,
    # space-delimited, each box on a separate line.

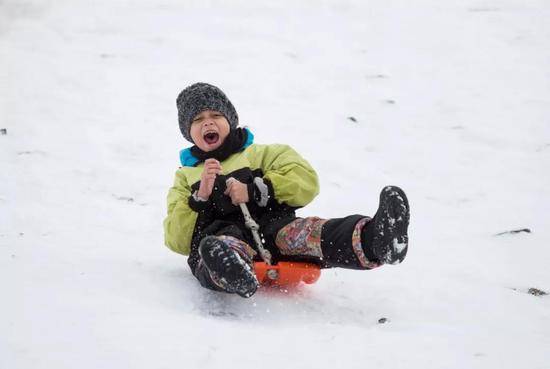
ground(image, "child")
xmin=164 ymin=83 xmax=410 ymax=298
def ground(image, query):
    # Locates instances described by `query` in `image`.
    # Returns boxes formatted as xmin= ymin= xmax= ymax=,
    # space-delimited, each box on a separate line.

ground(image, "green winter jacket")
xmin=163 ymin=143 xmax=320 ymax=256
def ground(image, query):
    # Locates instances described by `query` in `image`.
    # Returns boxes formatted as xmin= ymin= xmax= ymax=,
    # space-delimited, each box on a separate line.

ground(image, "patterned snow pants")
xmin=211 ymin=215 xmax=382 ymax=271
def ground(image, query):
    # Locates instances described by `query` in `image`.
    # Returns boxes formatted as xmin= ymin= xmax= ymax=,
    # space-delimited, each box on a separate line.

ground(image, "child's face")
xmin=190 ymin=110 xmax=231 ymax=152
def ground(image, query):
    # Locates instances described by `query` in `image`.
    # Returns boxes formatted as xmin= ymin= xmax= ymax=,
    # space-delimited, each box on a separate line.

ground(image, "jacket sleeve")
xmin=163 ymin=169 xmax=198 ymax=255
xmin=256 ymin=144 xmax=320 ymax=208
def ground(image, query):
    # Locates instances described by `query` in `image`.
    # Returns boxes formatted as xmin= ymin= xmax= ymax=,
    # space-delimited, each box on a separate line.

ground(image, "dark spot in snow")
xmin=1 ymin=128 xmax=7 ymax=135
xmin=378 ymin=317 xmax=389 ymax=324
xmin=495 ymin=228 xmax=531 ymax=236
xmin=17 ymin=150 xmax=47 ymax=156
xmin=19 ymin=233 xmax=24 ymax=236
xmin=208 ymin=311 xmax=238 ymax=318
xmin=347 ymin=116 xmax=357 ymax=123
xmin=528 ymin=288 xmax=547 ymax=297
xmin=366 ymin=74 xmax=388 ymax=79
xmin=384 ymin=99 xmax=396 ymax=104
xmin=114 ymin=195 xmax=134 ymax=202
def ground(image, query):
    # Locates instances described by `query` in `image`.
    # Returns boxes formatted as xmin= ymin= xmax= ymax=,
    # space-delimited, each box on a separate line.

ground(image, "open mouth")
xmin=203 ymin=132 xmax=220 ymax=145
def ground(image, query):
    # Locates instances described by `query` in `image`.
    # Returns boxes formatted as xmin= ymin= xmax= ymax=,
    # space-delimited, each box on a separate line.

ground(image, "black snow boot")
xmin=362 ymin=186 xmax=410 ymax=265
xmin=198 ymin=236 xmax=259 ymax=298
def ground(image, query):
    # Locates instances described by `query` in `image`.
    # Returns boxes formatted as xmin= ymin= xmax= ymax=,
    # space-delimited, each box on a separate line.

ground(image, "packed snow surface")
xmin=1 ymin=1 xmax=549 ymax=368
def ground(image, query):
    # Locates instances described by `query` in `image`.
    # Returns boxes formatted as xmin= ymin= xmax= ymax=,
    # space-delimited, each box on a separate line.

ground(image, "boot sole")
xmin=199 ymin=236 xmax=259 ymax=298
xmin=371 ymin=186 xmax=410 ymax=264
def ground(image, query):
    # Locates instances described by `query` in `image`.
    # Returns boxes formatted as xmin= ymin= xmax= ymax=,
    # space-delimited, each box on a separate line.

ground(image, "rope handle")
xmin=226 ymin=178 xmax=273 ymax=265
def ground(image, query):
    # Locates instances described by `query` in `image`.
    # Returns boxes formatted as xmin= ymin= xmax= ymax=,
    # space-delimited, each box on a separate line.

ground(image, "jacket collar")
xmin=179 ymin=127 xmax=254 ymax=167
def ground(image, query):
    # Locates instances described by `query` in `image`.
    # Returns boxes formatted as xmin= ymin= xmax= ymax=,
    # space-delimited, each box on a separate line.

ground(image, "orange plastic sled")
xmin=254 ymin=261 xmax=321 ymax=286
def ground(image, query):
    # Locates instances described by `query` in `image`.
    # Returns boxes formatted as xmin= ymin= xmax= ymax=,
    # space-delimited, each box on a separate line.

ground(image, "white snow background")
xmin=1 ymin=0 xmax=549 ymax=368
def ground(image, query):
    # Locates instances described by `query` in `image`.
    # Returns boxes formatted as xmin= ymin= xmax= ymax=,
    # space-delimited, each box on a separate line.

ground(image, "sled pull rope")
xmin=239 ymin=203 xmax=272 ymax=265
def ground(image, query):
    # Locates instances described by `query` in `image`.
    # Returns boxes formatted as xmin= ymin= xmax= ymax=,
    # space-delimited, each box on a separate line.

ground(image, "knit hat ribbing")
xmin=176 ymin=83 xmax=239 ymax=142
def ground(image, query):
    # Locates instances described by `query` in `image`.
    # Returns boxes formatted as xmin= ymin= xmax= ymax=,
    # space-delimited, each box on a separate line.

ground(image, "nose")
xmin=202 ymin=119 xmax=214 ymax=128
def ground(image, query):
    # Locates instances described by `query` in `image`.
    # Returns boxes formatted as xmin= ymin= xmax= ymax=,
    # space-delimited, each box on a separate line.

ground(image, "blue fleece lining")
xmin=179 ymin=127 xmax=254 ymax=167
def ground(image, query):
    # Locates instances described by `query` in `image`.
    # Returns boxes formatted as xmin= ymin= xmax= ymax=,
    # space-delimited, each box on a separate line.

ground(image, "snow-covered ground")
xmin=1 ymin=1 xmax=549 ymax=368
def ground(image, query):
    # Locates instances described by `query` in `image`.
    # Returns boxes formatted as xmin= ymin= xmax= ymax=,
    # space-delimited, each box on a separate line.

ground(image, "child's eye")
xmin=213 ymin=113 xmax=223 ymax=118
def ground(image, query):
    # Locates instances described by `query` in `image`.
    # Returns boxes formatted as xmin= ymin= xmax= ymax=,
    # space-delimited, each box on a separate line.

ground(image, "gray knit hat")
xmin=176 ymin=82 xmax=239 ymax=142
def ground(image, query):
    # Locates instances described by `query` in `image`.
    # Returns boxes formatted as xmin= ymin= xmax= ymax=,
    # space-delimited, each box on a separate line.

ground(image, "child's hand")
xmin=224 ymin=178 xmax=249 ymax=205
xmin=197 ymin=159 xmax=222 ymax=199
